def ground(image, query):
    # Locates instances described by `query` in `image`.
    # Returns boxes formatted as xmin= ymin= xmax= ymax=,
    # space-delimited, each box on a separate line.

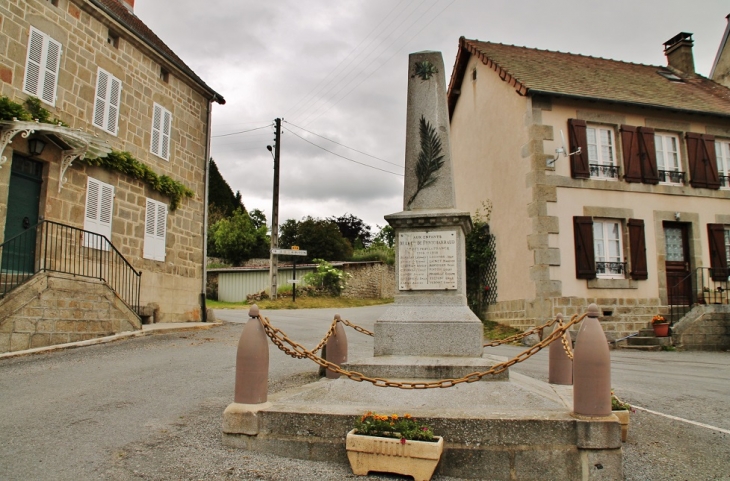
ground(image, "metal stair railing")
xmin=668 ymin=267 xmax=728 ymax=324
xmin=0 ymin=220 xmax=141 ymax=317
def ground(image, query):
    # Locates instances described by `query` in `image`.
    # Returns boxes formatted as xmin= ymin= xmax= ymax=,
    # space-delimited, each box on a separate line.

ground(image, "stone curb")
xmin=0 ymin=322 xmax=223 ymax=360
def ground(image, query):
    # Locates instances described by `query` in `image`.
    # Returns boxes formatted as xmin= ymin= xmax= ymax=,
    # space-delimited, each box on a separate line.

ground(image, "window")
xmin=586 ymin=125 xmax=618 ymax=179
xmin=46 ymin=0 xmax=59 ymax=7
xmin=686 ymin=133 xmax=721 ymax=189
xmin=160 ymin=67 xmax=169 ymax=83
xmin=144 ymin=198 xmax=167 ymax=261
xmin=593 ymin=220 xmax=625 ymax=278
xmin=93 ymin=67 xmax=122 ymax=135
xmin=655 ymin=133 xmax=684 ymax=184
xmin=83 ymin=178 xmax=114 ymax=250
xmin=23 ymin=27 xmax=62 ymax=106
xmin=708 ymin=224 xmax=729 ymax=281
xmin=715 ymin=140 xmax=730 ymax=189
xmin=573 ymin=216 xmax=647 ymax=281
xmin=726 ymin=229 xmax=730 ymax=274
xmin=150 ymin=103 xmax=172 ymax=160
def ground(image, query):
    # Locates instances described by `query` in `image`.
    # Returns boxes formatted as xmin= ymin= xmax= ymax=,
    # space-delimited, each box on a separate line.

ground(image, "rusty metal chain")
xmin=341 ymin=319 xmax=374 ymax=337
xmin=557 ymin=316 xmax=575 ymax=360
xmin=310 ymin=318 xmax=338 ymax=354
xmin=483 ymin=317 xmax=559 ymax=347
xmin=256 ymin=312 xmax=587 ymax=389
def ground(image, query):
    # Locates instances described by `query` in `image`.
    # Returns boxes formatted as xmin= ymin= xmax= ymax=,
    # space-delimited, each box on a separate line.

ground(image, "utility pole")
xmin=269 ymin=118 xmax=281 ymax=300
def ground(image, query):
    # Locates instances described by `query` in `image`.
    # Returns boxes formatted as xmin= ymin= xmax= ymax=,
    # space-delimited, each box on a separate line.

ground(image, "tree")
xmin=279 ymin=217 xmax=353 ymax=262
xmin=373 ymin=225 xmax=395 ymax=248
xmin=208 ymin=158 xmax=244 ymax=219
xmin=209 ymin=209 xmax=269 ymax=266
xmin=329 ymin=213 xmax=372 ymax=249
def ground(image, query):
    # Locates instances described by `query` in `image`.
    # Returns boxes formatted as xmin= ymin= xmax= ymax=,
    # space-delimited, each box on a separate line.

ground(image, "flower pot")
xmin=613 ymin=410 xmax=630 ymax=442
xmin=346 ymin=429 xmax=443 ymax=481
xmin=652 ymin=322 xmax=670 ymax=337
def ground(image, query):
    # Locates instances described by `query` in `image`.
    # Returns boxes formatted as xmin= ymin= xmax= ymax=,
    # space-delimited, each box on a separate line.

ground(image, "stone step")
xmin=627 ymin=336 xmax=672 ymax=347
xmin=621 ymin=344 xmax=662 ymax=351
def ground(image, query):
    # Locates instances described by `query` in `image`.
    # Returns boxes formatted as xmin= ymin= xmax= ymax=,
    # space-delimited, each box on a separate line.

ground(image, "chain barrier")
xmin=310 ymin=318 xmax=338 ymax=354
xmin=482 ymin=317 xmax=559 ymax=347
xmin=557 ymin=316 xmax=575 ymax=360
xmin=256 ymin=312 xmax=587 ymax=389
xmin=341 ymin=319 xmax=374 ymax=337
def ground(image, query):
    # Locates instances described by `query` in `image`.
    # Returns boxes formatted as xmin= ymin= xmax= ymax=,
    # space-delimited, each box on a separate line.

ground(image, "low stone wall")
xmin=485 ymin=296 xmax=666 ymax=340
xmin=673 ymin=305 xmax=730 ymax=351
xmin=341 ymin=262 xmax=395 ymax=299
xmin=0 ymin=272 xmax=141 ymax=354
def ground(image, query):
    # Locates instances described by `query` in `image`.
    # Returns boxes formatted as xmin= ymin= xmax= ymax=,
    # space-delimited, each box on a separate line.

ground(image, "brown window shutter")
xmin=708 ymin=224 xmax=729 ymax=281
xmin=573 ymin=216 xmax=596 ymax=279
xmin=701 ymin=134 xmax=721 ymax=189
xmin=568 ymin=119 xmax=590 ymax=179
xmin=687 ymin=132 xmax=708 ymax=188
xmin=627 ymin=219 xmax=648 ymax=280
xmin=620 ymin=125 xmax=642 ymax=182
xmin=637 ymin=126 xmax=659 ymax=184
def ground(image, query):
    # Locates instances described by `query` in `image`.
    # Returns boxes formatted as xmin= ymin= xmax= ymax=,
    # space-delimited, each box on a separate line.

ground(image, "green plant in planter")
xmin=611 ymin=390 xmax=631 ymax=411
xmin=354 ymin=412 xmax=435 ymax=443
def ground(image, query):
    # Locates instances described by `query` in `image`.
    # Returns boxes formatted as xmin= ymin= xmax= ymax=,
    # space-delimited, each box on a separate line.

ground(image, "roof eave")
xmin=85 ymin=0 xmax=225 ymax=104
xmin=528 ymin=89 xmax=730 ymax=120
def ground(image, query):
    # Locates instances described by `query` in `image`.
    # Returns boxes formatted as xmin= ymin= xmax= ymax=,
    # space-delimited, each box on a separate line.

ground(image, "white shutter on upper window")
xmin=83 ymin=177 xmax=114 ymax=250
xmin=150 ymin=103 xmax=172 ymax=160
xmin=144 ymin=198 xmax=167 ymax=261
xmin=23 ymin=27 xmax=62 ymax=106
xmin=93 ymin=68 xmax=121 ymax=135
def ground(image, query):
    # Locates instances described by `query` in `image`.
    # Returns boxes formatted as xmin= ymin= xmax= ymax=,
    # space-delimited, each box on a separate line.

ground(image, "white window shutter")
xmin=150 ymin=103 xmax=172 ymax=160
xmin=107 ymin=77 xmax=121 ymax=134
xmin=144 ymin=198 xmax=167 ymax=261
xmin=150 ymin=104 xmax=161 ymax=156
xmin=83 ymin=178 xmax=114 ymax=251
xmin=161 ymin=109 xmax=171 ymax=160
xmin=42 ymin=37 xmax=61 ymax=105
xmin=24 ymin=29 xmax=44 ymax=97
xmin=93 ymin=70 xmax=108 ymax=129
xmin=93 ymin=68 xmax=121 ymax=135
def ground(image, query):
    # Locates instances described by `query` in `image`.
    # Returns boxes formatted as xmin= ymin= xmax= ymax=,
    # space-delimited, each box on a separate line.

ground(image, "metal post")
xmin=292 ymin=259 xmax=297 ymax=303
xmin=548 ymin=313 xmax=573 ymax=385
xmin=573 ymin=303 xmax=611 ymax=416
xmin=269 ymin=118 xmax=281 ymax=300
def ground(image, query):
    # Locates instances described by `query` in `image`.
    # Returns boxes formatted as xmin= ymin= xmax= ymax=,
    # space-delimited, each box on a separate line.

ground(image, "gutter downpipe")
xmin=201 ymin=98 xmax=213 ymax=322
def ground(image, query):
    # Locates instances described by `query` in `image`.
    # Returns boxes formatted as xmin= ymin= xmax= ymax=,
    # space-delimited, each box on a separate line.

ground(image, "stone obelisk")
xmin=375 ymin=51 xmax=483 ymax=359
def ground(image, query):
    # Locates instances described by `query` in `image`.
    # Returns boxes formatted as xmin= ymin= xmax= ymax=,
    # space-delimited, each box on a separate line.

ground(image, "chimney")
xmin=710 ymin=14 xmax=730 ymax=88
xmin=118 ymin=0 xmax=134 ymax=12
xmin=664 ymin=32 xmax=695 ymax=75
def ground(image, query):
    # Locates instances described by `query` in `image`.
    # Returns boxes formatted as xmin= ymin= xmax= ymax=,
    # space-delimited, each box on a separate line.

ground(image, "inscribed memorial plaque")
xmin=398 ymin=231 xmax=457 ymax=290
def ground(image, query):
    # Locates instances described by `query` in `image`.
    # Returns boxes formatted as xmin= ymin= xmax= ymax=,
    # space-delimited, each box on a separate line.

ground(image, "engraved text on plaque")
xmin=399 ymin=230 xmax=457 ymax=290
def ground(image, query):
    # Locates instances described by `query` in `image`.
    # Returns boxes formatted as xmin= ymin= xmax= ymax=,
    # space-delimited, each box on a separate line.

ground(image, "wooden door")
xmin=1 ymin=156 xmax=42 ymax=274
xmin=664 ymin=222 xmax=691 ymax=305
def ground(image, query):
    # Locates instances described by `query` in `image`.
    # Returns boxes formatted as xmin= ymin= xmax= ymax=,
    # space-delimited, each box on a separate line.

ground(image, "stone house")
xmin=0 ymin=0 xmax=224 ymax=353
xmin=447 ymin=22 xmax=730 ymax=345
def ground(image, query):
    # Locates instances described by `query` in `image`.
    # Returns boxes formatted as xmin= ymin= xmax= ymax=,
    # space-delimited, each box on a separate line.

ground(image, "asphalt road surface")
xmin=1 ymin=305 xmax=728 ymax=480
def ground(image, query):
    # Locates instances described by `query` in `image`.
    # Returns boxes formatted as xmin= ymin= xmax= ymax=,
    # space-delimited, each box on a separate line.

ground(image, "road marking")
xmin=633 ymin=406 xmax=730 ymax=435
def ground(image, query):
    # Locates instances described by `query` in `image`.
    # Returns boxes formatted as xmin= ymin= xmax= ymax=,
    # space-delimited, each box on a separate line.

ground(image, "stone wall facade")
xmin=0 ymin=0 xmax=221 ymax=322
xmin=673 ymin=305 xmax=730 ymax=351
xmin=0 ymin=272 xmax=141 ymax=353
xmin=486 ymin=296 xmax=666 ymax=341
xmin=341 ymin=262 xmax=395 ymax=299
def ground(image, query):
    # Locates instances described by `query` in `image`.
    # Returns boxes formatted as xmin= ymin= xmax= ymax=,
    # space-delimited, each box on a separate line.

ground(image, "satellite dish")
xmin=547 ymin=129 xmax=582 ymax=166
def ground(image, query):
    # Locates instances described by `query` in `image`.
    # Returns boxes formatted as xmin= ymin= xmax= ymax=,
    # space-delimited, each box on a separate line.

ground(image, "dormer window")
xmin=657 ymin=70 xmax=683 ymax=82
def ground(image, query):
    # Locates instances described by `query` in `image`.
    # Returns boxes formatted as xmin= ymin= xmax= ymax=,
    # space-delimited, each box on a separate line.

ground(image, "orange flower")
xmin=391 ymin=414 xmax=398 ymax=421
xmin=404 ymin=414 xmax=412 ymax=419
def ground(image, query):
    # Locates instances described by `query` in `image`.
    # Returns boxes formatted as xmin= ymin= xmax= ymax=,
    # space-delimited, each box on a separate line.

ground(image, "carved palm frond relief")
xmin=407 ymin=115 xmax=445 ymax=209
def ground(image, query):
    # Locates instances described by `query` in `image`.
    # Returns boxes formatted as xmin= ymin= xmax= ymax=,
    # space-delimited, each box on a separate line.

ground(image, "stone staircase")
xmin=622 ymin=328 xmax=672 ymax=351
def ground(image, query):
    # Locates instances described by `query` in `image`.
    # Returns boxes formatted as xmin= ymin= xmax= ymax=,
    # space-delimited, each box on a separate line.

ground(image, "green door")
xmin=2 ymin=156 xmax=43 ymax=274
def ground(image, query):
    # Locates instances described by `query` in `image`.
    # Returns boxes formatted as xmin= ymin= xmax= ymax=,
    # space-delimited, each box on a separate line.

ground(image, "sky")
xmin=134 ymin=0 xmax=729 ymax=236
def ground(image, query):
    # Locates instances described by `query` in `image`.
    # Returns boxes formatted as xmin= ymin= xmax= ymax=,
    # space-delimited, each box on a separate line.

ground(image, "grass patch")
xmin=207 ymin=297 xmax=394 ymax=310
xmin=483 ymin=320 xmax=522 ymax=341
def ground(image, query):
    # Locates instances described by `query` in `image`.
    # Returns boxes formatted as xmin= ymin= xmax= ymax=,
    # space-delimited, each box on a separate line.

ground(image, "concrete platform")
xmin=343 ymin=354 xmax=509 ymax=381
xmin=222 ymin=371 xmax=622 ymax=480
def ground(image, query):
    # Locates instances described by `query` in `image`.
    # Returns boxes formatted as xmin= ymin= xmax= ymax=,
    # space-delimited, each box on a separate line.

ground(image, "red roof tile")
xmin=89 ymin=0 xmax=224 ymax=103
xmin=448 ymin=37 xmax=730 ymax=119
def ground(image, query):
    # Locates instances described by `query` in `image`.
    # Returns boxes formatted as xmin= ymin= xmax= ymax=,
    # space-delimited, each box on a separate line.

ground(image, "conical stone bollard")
xmin=549 ymin=314 xmax=573 ymax=385
xmin=325 ymin=314 xmax=348 ymax=379
xmin=573 ymin=304 xmax=611 ymax=416
xmin=234 ymin=304 xmax=269 ymax=403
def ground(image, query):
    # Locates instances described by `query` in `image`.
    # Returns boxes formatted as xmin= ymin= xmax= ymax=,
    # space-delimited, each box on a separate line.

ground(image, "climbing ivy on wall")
xmin=0 ymin=96 xmax=194 ymax=210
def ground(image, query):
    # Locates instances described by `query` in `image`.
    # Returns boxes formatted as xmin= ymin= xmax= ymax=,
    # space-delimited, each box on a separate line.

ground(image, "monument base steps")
xmin=222 ymin=372 xmax=622 ymax=480
xmin=343 ymin=354 xmax=509 ymax=381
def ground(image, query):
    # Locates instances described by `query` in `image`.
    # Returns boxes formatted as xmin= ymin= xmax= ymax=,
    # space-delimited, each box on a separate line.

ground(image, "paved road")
xmin=0 ymin=305 xmax=728 ymax=480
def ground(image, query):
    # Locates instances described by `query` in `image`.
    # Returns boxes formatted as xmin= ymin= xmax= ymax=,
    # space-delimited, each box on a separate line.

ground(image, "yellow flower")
xmin=404 ymin=413 xmax=412 ymax=419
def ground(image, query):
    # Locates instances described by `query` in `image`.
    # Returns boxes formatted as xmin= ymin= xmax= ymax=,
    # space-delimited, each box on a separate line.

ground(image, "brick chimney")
xmin=710 ymin=14 xmax=730 ymax=88
xmin=664 ymin=32 xmax=695 ymax=75
xmin=118 ymin=0 xmax=134 ymax=12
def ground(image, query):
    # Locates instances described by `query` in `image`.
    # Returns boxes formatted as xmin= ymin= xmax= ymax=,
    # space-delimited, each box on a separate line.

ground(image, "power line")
xmin=212 ymin=124 xmax=273 ymax=138
xmin=302 ymin=0 xmax=457 ymax=126
xmin=283 ymin=120 xmax=403 ymax=168
xmin=282 ymin=126 xmax=403 ymax=177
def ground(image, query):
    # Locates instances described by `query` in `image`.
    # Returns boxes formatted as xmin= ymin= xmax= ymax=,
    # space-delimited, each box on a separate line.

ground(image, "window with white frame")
xmin=593 ymin=219 xmax=625 ymax=278
xmin=150 ymin=103 xmax=172 ymax=160
xmin=83 ymin=177 xmax=114 ymax=251
xmin=93 ymin=67 xmax=122 ymax=135
xmin=655 ymin=133 xmax=684 ymax=184
xmin=715 ymin=140 xmax=730 ymax=189
xmin=586 ymin=125 xmax=618 ymax=179
xmin=726 ymin=228 xmax=730 ymax=279
xmin=144 ymin=198 xmax=167 ymax=261
xmin=23 ymin=27 xmax=62 ymax=106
